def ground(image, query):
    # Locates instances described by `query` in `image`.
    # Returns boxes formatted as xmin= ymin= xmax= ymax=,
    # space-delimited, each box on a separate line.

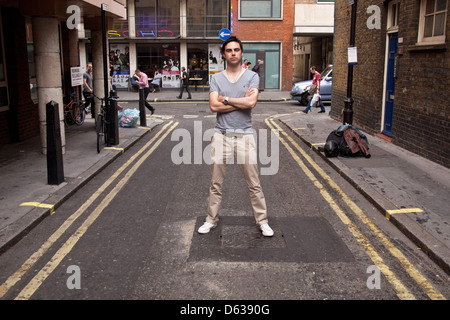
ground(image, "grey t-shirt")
xmin=83 ymin=71 xmax=93 ymax=93
xmin=209 ymin=69 xmax=260 ymax=133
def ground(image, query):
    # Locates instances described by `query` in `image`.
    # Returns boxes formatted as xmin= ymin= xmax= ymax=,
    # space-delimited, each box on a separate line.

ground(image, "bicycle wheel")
xmin=96 ymin=114 xmax=104 ymax=153
xmin=64 ymin=107 xmax=74 ymax=127
xmin=72 ymin=103 xmax=85 ymax=126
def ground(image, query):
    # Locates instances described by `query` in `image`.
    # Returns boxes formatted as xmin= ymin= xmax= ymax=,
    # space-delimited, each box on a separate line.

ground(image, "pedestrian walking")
xmin=177 ymin=67 xmax=192 ymax=99
xmin=83 ymin=62 xmax=95 ymax=118
xmin=135 ymin=69 xmax=155 ymax=115
xmin=302 ymin=66 xmax=325 ymax=114
xmin=197 ymin=36 xmax=274 ymax=237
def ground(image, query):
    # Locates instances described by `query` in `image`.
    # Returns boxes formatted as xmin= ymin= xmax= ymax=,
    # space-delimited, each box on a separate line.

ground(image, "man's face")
xmin=87 ymin=64 xmax=92 ymax=72
xmin=222 ymin=41 xmax=243 ymax=66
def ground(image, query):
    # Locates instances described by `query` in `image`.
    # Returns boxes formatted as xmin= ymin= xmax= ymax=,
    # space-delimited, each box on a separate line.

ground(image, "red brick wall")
xmin=332 ymin=0 xmax=450 ymax=168
xmin=230 ymin=0 xmax=294 ymax=90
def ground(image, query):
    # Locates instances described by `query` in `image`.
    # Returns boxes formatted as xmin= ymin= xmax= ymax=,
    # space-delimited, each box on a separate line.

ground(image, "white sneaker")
xmin=198 ymin=221 xmax=217 ymax=234
xmin=260 ymin=223 xmax=274 ymax=237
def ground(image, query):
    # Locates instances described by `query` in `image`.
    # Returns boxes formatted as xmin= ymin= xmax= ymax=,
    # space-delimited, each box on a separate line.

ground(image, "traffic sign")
xmin=219 ymin=28 xmax=231 ymax=41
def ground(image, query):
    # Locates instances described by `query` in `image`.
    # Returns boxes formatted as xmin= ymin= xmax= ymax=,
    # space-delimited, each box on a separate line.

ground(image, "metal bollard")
xmin=138 ymin=88 xmax=146 ymax=127
xmin=46 ymin=101 xmax=64 ymax=185
xmin=108 ymin=90 xmax=119 ymax=145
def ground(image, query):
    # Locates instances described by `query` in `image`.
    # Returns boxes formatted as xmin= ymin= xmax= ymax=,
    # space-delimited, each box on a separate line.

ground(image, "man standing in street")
xmin=83 ymin=62 xmax=95 ymax=118
xmin=177 ymin=67 xmax=192 ymax=99
xmin=135 ymin=69 xmax=155 ymax=115
xmin=197 ymin=36 xmax=274 ymax=237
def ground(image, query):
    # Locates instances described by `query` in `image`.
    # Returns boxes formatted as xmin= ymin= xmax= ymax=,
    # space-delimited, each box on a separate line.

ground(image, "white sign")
xmin=70 ymin=67 xmax=83 ymax=86
xmin=348 ymin=46 xmax=358 ymax=65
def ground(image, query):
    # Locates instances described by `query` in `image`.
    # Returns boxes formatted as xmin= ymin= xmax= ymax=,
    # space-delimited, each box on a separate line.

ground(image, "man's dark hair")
xmin=221 ymin=36 xmax=243 ymax=53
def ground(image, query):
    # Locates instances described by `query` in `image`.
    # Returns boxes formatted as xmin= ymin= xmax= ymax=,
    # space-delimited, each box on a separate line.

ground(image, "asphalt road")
xmin=0 ymin=101 xmax=448 ymax=308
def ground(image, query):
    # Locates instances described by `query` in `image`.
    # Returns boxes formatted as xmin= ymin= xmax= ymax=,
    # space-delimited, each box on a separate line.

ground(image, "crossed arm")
xmin=209 ymin=88 xmax=259 ymax=113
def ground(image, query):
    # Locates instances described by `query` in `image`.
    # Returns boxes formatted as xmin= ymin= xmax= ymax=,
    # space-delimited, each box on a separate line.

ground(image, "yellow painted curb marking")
xmin=266 ymin=116 xmax=446 ymax=300
xmin=20 ymin=202 xmax=54 ymax=215
xmin=0 ymin=121 xmax=175 ymax=299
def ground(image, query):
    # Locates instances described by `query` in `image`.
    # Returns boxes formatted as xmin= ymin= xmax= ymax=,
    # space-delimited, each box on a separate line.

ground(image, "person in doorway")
xmin=302 ymin=66 xmax=325 ymax=114
xmin=83 ymin=62 xmax=95 ymax=118
xmin=197 ymin=36 xmax=274 ymax=237
xmin=252 ymin=59 xmax=263 ymax=75
xmin=177 ymin=67 xmax=192 ymax=99
xmin=135 ymin=69 xmax=155 ymax=115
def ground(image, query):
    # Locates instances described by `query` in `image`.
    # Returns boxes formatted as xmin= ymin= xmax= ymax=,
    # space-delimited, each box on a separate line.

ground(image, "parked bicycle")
xmin=64 ymin=92 xmax=86 ymax=126
xmin=93 ymin=95 xmax=119 ymax=153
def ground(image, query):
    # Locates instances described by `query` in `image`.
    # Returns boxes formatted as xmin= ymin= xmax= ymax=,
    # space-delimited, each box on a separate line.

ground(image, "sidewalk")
xmin=0 ymin=88 xmax=449 ymax=276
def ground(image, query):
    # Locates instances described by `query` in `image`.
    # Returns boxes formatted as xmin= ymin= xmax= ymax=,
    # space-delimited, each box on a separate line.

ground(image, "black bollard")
xmin=46 ymin=101 xmax=64 ymax=185
xmin=108 ymin=90 xmax=119 ymax=145
xmin=138 ymin=88 xmax=146 ymax=127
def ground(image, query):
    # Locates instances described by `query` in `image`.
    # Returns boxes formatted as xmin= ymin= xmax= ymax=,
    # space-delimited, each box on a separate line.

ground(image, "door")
xmin=383 ymin=32 xmax=398 ymax=137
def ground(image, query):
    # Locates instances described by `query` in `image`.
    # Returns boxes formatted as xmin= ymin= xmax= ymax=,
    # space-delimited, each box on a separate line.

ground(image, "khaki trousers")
xmin=206 ymin=132 xmax=268 ymax=226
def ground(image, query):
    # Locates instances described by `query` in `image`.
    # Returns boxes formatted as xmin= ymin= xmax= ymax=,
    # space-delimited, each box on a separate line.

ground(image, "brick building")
xmin=230 ymin=0 xmax=294 ymax=91
xmin=332 ymin=0 xmax=449 ymax=168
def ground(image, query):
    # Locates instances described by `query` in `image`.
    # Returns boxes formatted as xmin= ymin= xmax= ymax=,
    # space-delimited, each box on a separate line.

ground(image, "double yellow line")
xmin=0 ymin=121 xmax=178 ymax=300
xmin=265 ymin=114 xmax=445 ymax=300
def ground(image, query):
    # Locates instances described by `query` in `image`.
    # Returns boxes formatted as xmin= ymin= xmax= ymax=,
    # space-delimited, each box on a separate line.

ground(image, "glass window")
xmin=418 ymin=0 xmax=448 ymax=43
xmin=0 ymin=16 xmax=9 ymax=110
xmin=187 ymin=0 xmax=228 ymax=37
xmin=188 ymin=43 xmax=208 ymax=84
xmin=136 ymin=43 xmax=180 ymax=88
xmin=243 ymin=43 xmax=280 ymax=89
xmin=134 ymin=0 xmax=180 ymax=38
xmin=26 ymin=19 xmax=37 ymax=101
xmin=240 ymin=0 xmax=281 ymax=19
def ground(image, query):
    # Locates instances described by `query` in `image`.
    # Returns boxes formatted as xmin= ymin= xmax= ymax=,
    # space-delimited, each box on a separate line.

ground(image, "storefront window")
xmin=136 ymin=43 xmax=180 ymax=88
xmin=26 ymin=19 xmax=37 ymax=101
xmin=188 ymin=43 xmax=208 ymax=85
xmin=135 ymin=0 xmax=180 ymax=38
xmin=0 ymin=16 xmax=9 ymax=111
xmin=187 ymin=0 xmax=228 ymax=37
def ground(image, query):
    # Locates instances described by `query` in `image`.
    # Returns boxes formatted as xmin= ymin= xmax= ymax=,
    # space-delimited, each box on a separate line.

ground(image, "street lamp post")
xmin=343 ymin=0 xmax=358 ymax=125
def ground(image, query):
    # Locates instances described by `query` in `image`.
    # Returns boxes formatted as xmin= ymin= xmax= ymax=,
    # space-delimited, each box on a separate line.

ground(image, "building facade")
xmin=103 ymin=0 xmax=294 ymax=91
xmin=0 ymin=0 xmax=126 ymax=152
xmin=332 ymin=0 xmax=449 ymax=168
xmin=293 ymin=0 xmax=334 ymax=83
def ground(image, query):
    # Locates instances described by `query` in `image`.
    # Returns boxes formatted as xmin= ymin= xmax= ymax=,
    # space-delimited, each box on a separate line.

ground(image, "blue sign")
xmin=219 ymin=28 xmax=231 ymax=41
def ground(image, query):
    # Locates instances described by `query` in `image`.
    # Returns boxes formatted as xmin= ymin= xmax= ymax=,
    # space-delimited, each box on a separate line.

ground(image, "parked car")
xmin=290 ymin=65 xmax=333 ymax=105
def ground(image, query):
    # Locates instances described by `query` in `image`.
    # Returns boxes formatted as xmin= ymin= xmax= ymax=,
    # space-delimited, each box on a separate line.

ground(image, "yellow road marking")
xmin=386 ymin=208 xmax=424 ymax=220
xmin=267 ymin=116 xmax=446 ymax=300
xmin=104 ymin=147 xmax=124 ymax=153
xmin=0 ymin=121 xmax=175 ymax=299
xmin=20 ymin=202 xmax=55 ymax=215
xmin=14 ymin=121 xmax=179 ymax=300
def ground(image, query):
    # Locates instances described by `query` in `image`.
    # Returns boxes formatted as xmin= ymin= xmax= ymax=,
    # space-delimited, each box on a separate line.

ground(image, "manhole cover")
xmin=221 ymin=225 xmax=286 ymax=248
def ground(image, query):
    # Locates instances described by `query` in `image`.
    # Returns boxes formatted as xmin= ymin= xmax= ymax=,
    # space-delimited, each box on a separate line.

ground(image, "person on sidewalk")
xmin=177 ymin=67 xmax=192 ymax=99
xmin=83 ymin=62 xmax=95 ymax=118
xmin=149 ymin=69 xmax=162 ymax=93
xmin=135 ymin=69 xmax=155 ymax=115
xmin=197 ymin=36 xmax=274 ymax=237
xmin=302 ymin=66 xmax=325 ymax=114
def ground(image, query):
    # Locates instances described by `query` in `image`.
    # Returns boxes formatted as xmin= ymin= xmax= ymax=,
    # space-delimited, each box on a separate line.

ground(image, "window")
xmin=418 ymin=0 xmax=448 ymax=44
xmin=26 ymin=19 xmax=37 ymax=102
xmin=0 ymin=14 xmax=8 ymax=112
xmin=387 ymin=1 xmax=400 ymax=30
xmin=239 ymin=0 xmax=282 ymax=19
xmin=186 ymin=0 xmax=228 ymax=37
xmin=135 ymin=0 xmax=180 ymax=38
